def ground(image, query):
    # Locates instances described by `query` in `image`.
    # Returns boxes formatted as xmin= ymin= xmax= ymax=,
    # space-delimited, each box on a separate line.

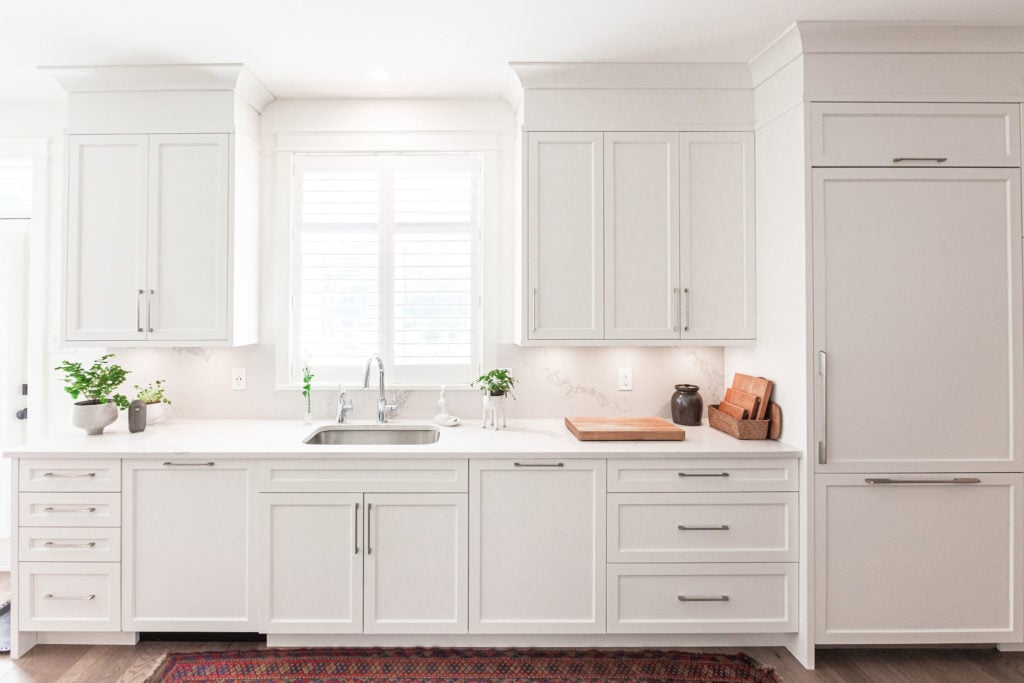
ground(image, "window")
xmin=291 ymin=153 xmax=481 ymax=385
xmin=0 ymin=158 xmax=33 ymax=220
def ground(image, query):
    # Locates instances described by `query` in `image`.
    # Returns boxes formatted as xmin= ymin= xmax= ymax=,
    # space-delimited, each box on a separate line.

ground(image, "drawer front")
xmin=609 ymin=492 xmax=797 ymax=563
xmin=19 ymin=459 xmax=121 ymax=492
xmin=811 ymin=102 xmax=1021 ymax=167
xmin=19 ymin=528 xmax=121 ymax=562
xmin=19 ymin=562 xmax=120 ymax=631
xmin=19 ymin=493 xmax=121 ymax=527
xmin=608 ymin=459 xmax=798 ymax=493
xmin=259 ymin=459 xmax=468 ymax=493
xmin=608 ymin=563 xmax=797 ymax=633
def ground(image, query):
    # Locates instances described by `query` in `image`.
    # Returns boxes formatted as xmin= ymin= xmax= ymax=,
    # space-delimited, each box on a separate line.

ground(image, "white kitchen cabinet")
xmin=261 ymin=493 xmax=362 ymax=633
xmin=815 ymin=474 xmax=1023 ymax=644
xmin=364 ymin=493 xmax=467 ymax=633
xmin=122 ymin=460 xmax=255 ymax=631
xmin=469 ymin=460 xmax=605 ymax=633
xmin=64 ymin=133 xmax=255 ymax=346
xmin=526 ymin=132 xmax=604 ymax=340
xmin=813 ymin=168 xmax=1023 ymax=472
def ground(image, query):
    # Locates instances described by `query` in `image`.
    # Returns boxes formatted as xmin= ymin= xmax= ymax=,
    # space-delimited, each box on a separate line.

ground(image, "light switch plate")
xmin=617 ymin=368 xmax=633 ymax=391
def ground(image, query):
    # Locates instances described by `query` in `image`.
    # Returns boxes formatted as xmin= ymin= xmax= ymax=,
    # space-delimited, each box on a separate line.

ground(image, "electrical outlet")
xmin=231 ymin=368 xmax=247 ymax=391
xmin=617 ymin=367 xmax=633 ymax=391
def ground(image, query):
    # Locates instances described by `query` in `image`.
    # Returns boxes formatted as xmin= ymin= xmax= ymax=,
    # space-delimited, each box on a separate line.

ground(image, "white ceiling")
xmin=3 ymin=0 xmax=1024 ymax=102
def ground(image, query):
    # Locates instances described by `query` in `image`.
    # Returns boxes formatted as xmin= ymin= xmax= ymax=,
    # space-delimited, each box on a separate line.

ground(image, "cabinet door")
xmin=260 ymin=493 xmax=362 ymax=633
xmin=813 ymin=168 xmax=1023 ymax=472
xmin=679 ymin=133 xmax=755 ymax=340
xmin=604 ymin=133 xmax=680 ymax=339
xmin=65 ymin=135 xmax=148 ymax=342
xmin=146 ymin=134 xmax=230 ymax=341
xmin=527 ymin=132 xmax=604 ymax=340
xmin=364 ymin=493 xmax=467 ymax=634
xmin=123 ymin=460 xmax=255 ymax=630
xmin=816 ymin=474 xmax=1023 ymax=644
xmin=470 ymin=460 xmax=605 ymax=633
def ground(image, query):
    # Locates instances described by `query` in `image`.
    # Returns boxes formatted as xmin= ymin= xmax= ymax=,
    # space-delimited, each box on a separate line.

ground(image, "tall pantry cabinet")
xmin=811 ymin=103 xmax=1024 ymax=644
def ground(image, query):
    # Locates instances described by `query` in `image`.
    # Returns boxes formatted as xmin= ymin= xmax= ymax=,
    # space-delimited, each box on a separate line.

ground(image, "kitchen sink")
xmin=303 ymin=424 xmax=441 ymax=446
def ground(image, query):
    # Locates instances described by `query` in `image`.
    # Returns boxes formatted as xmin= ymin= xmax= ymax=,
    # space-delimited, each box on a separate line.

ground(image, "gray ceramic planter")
xmin=71 ymin=401 xmax=118 ymax=435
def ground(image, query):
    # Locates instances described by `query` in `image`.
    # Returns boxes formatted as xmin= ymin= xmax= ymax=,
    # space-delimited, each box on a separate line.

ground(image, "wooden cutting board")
xmin=732 ymin=373 xmax=774 ymax=420
xmin=724 ymin=387 xmax=760 ymax=420
xmin=565 ymin=417 xmax=685 ymax=441
xmin=717 ymin=402 xmax=748 ymax=420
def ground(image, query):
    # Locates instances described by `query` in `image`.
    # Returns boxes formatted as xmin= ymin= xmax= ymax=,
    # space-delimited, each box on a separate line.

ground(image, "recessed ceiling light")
xmin=367 ymin=68 xmax=389 ymax=82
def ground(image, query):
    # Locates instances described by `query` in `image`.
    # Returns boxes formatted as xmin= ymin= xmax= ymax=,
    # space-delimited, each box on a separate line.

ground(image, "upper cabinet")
xmin=51 ymin=64 xmax=270 ymax=347
xmin=522 ymin=131 xmax=754 ymax=345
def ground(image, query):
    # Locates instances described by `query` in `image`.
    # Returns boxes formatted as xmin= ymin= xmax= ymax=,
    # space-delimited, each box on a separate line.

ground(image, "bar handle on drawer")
xmin=893 ymin=157 xmax=948 ymax=163
xmin=43 ymin=506 xmax=96 ymax=513
xmin=163 ymin=461 xmax=215 ymax=467
xmin=44 ymin=541 xmax=96 ymax=548
xmin=514 ymin=462 xmax=565 ymax=467
xmin=43 ymin=472 xmax=96 ymax=478
xmin=678 ymin=595 xmax=730 ymax=602
xmin=44 ymin=593 xmax=95 ymax=601
xmin=677 ymin=472 xmax=729 ymax=478
xmin=865 ymin=477 xmax=982 ymax=485
xmin=678 ymin=524 xmax=730 ymax=531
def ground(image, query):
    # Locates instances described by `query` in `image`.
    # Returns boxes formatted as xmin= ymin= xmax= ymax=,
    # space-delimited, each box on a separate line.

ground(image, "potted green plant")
xmin=134 ymin=380 xmax=171 ymax=425
xmin=473 ymin=368 xmax=516 ymax=430
xmin=54 ymin=354 xmax=130 ymax=435
xmin=301 ymin=365 xmax=314 ymax=424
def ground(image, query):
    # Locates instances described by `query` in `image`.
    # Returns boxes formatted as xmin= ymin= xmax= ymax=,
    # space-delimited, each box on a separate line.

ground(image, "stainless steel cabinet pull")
xmin=366 ymin=502 xmax=373 ymax=555
xmin=818 ymin=350 xmax=828 ymax=465
xmin=136 ymin=289 xmax=144 ymax=333
xmin=531 ymin=288 xmax=538 ymax=332
xmin=678 ymin=595 xmax=730 ymax=602
xmin=43 ymin=472 xmax=96 ymax=478
xmin=672 ymin=287 xmax=680 ymax=332
xmin=678 ymin=525 xmax=730 ymax=531
xmin=163 ymin=461 xmax=215 ymax=467
xmin=514 ymin=462 xmax=565 ymax=468
xmin=678 ymin=472 xmax=729 ymax=478
xmin=147 ymin=289 xmax=155 ymax=333
xmin=44 ymin=593 xmax=95 ymax=601
xmin=683 ymin=288 xmax=690 ymax=331
xmin=44 ymin=541 xmax=96 ymax=548
xmin=865 ymin=477 xmax=982 ymax=485
xmin=893 ymin=157 xmax=948 ymax=163
xmin=43 ymin=506 xmax=95 ymax=513
xmin=354 ymin=503 xmax=360 ymax=555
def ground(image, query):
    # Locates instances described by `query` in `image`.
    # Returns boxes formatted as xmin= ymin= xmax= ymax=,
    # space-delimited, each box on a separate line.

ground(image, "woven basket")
xmin=708 ymin=404 xmax=770 ymax=440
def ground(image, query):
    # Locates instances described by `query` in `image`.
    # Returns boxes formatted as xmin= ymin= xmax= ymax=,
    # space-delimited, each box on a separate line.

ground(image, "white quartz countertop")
xmin=4 ymin=418 xmax=801 ymax=459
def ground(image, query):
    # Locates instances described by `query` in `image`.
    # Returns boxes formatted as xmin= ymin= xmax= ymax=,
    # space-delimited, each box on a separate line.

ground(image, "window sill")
xmin=274 ymin=383 xmax=479 ymax=392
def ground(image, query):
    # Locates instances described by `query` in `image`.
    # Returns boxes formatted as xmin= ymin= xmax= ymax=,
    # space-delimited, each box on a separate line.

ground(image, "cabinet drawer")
xmin=811 ymin=103 xmax=1021 ymax=167
xmin=608 ymin=563 xmax=797 ymax=633
xmin=609 ymin=492 xmax=797 ymax=563
xmin=19 ymin=562 xmax=120 ymax=631
xmin=19 ymin=493 xmax=121 ymax=527
xmin=608 ymin=458 xmax=797 ymax=493
xmin=19 ymin=528 xmax=120 ymax=562
xmin=259 ymin=459 xmax=468 ymax=493
xmin=19 ymin=459 xmax=120 ymax=492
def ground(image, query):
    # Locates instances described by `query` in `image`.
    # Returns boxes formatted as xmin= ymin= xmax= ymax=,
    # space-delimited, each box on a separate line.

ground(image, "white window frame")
xmin=271 ymin=131 xmax=502 ymax=391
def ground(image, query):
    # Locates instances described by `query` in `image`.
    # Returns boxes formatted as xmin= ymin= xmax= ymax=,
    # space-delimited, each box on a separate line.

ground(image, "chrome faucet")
xmin=336 ymin=386 xmax=354 ymax=423
xmin=363 ymin=353 xmax=398 ymax=423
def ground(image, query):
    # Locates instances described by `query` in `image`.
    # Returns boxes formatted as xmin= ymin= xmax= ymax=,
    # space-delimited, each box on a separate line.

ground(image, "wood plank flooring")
xmin=2 ymin=643 xmax=1024 ymax=683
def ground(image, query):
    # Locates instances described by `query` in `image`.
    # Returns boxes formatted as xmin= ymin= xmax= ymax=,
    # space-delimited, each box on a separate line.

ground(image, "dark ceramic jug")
xmin=671 ymin=384 xmax=703 ymax=426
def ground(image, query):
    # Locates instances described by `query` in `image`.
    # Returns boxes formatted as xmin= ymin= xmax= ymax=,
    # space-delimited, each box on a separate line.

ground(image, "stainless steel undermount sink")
xmin=303 ymin=424 xmax=441 ymax=446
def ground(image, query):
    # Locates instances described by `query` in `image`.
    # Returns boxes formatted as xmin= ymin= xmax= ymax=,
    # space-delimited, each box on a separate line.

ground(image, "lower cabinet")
xmin=19 ymin=561 xmax=121 ymax=632
xmin=260 ymin=492 xmax=468 ymax=634
xmin=469 ymin=459 xmax=606 ymax=633
xmin=815 ymin=473 xmax=1023 ymax=644
xmin=122 ymin=460 xmax=256 ymax=631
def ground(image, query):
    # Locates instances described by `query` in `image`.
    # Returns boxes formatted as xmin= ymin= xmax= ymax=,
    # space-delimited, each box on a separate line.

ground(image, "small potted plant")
xmin=54 ymin=354 xmax=130 ymax=435
xmin=134 ymin=380 xmax=171 ymax=425
xmin=301 ymin=365 xmax=314 ymax=424
xmin=473 ymin=368 xmax=516 ymax=430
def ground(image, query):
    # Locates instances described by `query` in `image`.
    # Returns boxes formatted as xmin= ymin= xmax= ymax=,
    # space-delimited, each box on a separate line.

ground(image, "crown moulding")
xmin=508 ymin=62 xmax=753 ymax=90
xmin=38 ymin=63 xmax=275 ymax=113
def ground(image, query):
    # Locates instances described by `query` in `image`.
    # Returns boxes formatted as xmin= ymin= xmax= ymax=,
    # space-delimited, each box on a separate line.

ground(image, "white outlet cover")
xmin=618 ymin=367 xmax=633 ymax=391
xmin=231 ymin=367 xmax=247 ymax=390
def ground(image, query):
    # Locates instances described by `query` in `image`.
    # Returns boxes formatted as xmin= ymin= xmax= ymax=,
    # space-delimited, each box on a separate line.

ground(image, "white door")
xmin=813 ymin=168 xmax=1023 ymax=472
xmin=146 ymin=134 xmax=230 ymax=341
xmin=527 ymin=132 xmax=604 ymax=340
xmin=65 ymin=135 xmax=148 ymax=342
xmin=470 ymin=460 xmax=605 ymax=633
xmin=679 ymin=133 xmax=755 ymax=340
xmin=604 ymin=133 xmax=680 ymax=339
xmin=123 ymin=460 xmax=255 ymax=630
xmin=816 ymin=473 xmax=1023 ymax=644
xmin=0 ymin=220 xmax=27 ymax=567
xmin=364 ymin=493 xmax=467 ymax=634
xmin=261 ymin=493 xmax=362 ymax=633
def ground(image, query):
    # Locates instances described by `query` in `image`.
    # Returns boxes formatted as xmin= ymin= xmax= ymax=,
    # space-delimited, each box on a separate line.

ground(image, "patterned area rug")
xmin=146 ymin=647 xmax=780 ymax=682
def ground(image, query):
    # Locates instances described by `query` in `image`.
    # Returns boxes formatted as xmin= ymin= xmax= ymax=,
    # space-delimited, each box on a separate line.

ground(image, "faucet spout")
xmin=363 ymin=354 xmax=397 ymax=423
